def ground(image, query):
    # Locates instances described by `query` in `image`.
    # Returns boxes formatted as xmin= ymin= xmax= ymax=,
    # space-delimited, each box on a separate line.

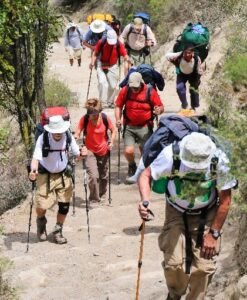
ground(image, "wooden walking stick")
xmin=135 ymin=201 xmax=154 ymax=300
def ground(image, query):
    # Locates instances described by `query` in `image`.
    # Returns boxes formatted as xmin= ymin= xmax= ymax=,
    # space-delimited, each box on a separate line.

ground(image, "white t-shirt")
xmin=33 ymin=132 xmax=80 ymax=173
xmin=150 ymin=144 xmax=236 ymax=212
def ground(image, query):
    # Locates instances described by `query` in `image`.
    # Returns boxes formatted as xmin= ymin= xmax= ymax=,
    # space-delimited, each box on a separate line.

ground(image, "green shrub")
xmin=0 ymin=257 xmax=16 ymax=299
xmin=0 ymin=125 xmax=10 ymax=152
xmin=224 ymin=54 xmax=247 ymax=87
xmin=44 ymin=75 xmax=75 ymax=107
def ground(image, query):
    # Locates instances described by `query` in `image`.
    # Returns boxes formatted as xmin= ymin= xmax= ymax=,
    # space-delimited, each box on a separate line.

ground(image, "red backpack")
xmin=34 ymin=106 xmax=72 ymax=157
xmin=40 ymin=106 xmax=70 ymax=126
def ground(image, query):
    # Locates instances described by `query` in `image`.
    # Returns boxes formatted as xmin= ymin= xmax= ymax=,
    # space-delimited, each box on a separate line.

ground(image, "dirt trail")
xmin=0 ymin=23 xmax=238 ymax=300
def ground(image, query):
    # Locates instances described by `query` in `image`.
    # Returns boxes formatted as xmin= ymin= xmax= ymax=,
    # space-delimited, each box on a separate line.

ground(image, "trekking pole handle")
xmin=142 ymin=201 xmax=149 ymax=208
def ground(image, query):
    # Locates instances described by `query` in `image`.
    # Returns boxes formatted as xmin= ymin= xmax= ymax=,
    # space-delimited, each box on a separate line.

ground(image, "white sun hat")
xmin=179 ymin=132 xmax=216 ymax=170
xmin=90 ymin=20 xmax=106 ymax=33
xmin=67 ymin=22 xmax=77 ymax=29
xmin=107 ymin=29 xmax=117 ymax=45
xmin=44 ymin=116 xmax=70 ymax=134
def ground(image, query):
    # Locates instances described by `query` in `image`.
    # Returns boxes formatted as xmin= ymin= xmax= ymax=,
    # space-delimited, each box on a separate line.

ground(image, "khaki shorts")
xmin=35 ymin=173 xmax=73 ymax=210
xmin=68 ymin=47 xmax=82 ymax=59
xmin=124 ymin=125 xmax=152 ymax=148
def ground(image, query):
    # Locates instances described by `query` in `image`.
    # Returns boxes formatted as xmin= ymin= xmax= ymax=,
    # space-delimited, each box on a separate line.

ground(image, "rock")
xmin=237 ymin=275 xmax=247 ymax=298
xmin=18 ymin=268 xmax=46 ymax=288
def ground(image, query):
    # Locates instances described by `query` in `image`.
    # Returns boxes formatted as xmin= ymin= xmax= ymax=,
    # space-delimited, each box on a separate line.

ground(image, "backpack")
xmin=142 ymin=115 xmax=205 ymax=168
xmin=134 ymin=12 xmax=151 ymax=25
xmin=83 ymin=112 xmax=109 ymax=140
xmin=119 ymin=64 xmax=165 ymax=91
xmin=86 ymin=13 xmax=114 ymax=25
xmin=34 ymin=106 xmax=72 ymax=158
xmin=173 ymin=22 xmax=210 ymax=62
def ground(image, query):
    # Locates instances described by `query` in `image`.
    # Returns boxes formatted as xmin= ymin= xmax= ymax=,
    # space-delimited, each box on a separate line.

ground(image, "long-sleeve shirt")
xmin=64 ymin=27 xmax=83 ymax=49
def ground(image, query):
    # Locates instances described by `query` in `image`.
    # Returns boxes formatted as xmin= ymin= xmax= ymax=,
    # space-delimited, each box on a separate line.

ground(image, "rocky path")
xmin=0 ymin=22 xmax=238 ymax=300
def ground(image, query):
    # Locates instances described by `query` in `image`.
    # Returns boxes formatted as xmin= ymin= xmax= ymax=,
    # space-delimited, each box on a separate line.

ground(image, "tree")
xmin=0 ymin=0 xmax=61 ymax=157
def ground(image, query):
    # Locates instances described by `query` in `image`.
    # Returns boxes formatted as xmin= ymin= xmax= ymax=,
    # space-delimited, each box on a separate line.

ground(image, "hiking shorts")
xmin=68 ymin=46 xmax=82 ymax=60
xmin=124 ymin=125 xmax=152 ymax=148
xmin=35 ymin=173 xmax=73 ymax=210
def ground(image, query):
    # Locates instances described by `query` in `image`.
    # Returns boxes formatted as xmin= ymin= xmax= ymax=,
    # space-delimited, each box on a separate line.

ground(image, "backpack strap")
xmin=83 ymin=113 xmax=109 ymax=140
xmin=127 ymin=24 xmax=148 ymax=42
xmin=83 ymin=114 xmax=89 ymax=139
xmin=42 ymin=130 xmax=71 ymax=159
xmin=97 ymin=37 xmax=121 ymax=66
xmin=171 ymin=141 xmax=181 ymax=175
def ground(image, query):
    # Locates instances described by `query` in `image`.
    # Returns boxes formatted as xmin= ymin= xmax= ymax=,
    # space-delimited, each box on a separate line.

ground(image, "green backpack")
xmin=173 ymin=22 xmax=210 ymax=62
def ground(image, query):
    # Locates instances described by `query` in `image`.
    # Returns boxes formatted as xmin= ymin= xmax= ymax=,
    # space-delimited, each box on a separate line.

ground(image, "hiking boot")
xmin=52 ymin=224 xmax=67 ymax=244
xmin=36 ymin=216 xmax=47 ymax=242
xmin=166 ymin=293 xmax=181 ymax=300
xmin=127 ymin=162 xmax=137 ymax=177
xmin=178 ymin=108 xmax=195 ymax=117
xmin=125 ymin=162 xmax=137 ymax=184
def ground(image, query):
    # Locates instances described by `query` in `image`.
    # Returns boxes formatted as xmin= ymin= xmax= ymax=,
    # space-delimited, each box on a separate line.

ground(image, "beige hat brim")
xmin=44 ymin=121 xmax=70 ymax=134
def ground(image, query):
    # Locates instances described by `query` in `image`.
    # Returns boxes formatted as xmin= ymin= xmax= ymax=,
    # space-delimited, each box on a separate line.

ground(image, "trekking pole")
xmin=72 ymin=156 xmax=76 ymax=216
xmin=86 ymin=68 xmax=93 ymax=100
xmin=135 ymin=201 xmax=154 ymax=300
xmin=117 ymin=127 xmax=121 ymax=185
xmin=83 ymin=158 xmax=90 ymax=243
xmin=108 ymin=150 xmax=112 ymax=205
xmin=26 ymin=179 xmax=36 ymax=253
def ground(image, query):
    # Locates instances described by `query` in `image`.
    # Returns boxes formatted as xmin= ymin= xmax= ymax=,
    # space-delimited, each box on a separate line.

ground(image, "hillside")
xmin=1 ymin=0 xmax=247 ymax=299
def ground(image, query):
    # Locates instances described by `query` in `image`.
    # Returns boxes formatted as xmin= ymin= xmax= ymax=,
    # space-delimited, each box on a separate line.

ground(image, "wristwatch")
xmin=209 ymin=228 xmax=221 ymax=240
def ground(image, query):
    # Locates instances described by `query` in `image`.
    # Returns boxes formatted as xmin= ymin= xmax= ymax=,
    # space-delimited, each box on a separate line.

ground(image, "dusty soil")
xmin=0 ymin=23 xmax=239 ymax=300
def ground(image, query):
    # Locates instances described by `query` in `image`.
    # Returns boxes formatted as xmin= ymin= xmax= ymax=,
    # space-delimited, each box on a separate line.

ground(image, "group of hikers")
xmin=27 ymin=12 xmax=238 ymax=300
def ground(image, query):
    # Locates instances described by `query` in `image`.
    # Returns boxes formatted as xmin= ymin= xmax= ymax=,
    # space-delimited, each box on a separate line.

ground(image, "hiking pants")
xmin=158 ymin=202 xmax=220 ymax=300
xmin=85 ymin=150 xmax=109 ymax=202
xmin=176 ymin=73 xmax=201 ymax=109
xmin=96 ymin=64 xmax=119 ymax=107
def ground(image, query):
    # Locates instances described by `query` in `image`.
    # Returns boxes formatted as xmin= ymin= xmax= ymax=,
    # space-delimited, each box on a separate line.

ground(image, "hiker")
xmin=29 ymin=115 xmax=83 ymax=244
xmin=111 ymin=16 xmax=121 ymax=36
xmin=137 ymin=132 xmax=237 ymax=300
xmin=74 ymin=98 xmax=116 ymax=203
xmin=64 ymin=22 xmax=83 ymax=66
xmin=114 ymin=72 xmax=164 ymax=182
xmin=165 ymin=44 xmax=204 ymax=116
xmin=89 ymin=29 xmax=129 ymax=108
xmin=120 ymin=17 xmax=156 ymax=67
xmin=83 ymin=20 xmax=111 ymax=52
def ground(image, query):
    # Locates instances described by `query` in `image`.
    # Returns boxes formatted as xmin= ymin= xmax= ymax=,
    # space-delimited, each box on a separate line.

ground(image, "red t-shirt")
xmin=78 ymin=114 xmax=113 ymax=156
xmin=95 ymin=39 xmax=127 ymax=66
xmin=115 ymin=84 xmax=163 ymax=126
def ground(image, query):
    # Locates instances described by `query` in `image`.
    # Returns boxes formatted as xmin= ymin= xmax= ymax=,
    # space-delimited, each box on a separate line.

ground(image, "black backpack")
xmin=35 ymin=125 xmax=72 ymax=158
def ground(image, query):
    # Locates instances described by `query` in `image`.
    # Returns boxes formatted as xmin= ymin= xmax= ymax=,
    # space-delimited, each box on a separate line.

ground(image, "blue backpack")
xmin=134 ymin=12 xmax=151 ymax=25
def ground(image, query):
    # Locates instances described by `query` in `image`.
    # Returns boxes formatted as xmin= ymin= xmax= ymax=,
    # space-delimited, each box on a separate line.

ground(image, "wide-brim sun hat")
xmin=128 ymin=72 xmax=144 ymax=88
xmin=67 ymin=22 xmax=77 ymax=30
xmin=179 ymin=132 xmax=216 ymax=170
xmin=107 ymin=29 xmax=117 ymax=45
xmin=44 ymin=115 xmax=70 ymax=134
xmin=90 ymin=20 xmax=106 ymax=33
